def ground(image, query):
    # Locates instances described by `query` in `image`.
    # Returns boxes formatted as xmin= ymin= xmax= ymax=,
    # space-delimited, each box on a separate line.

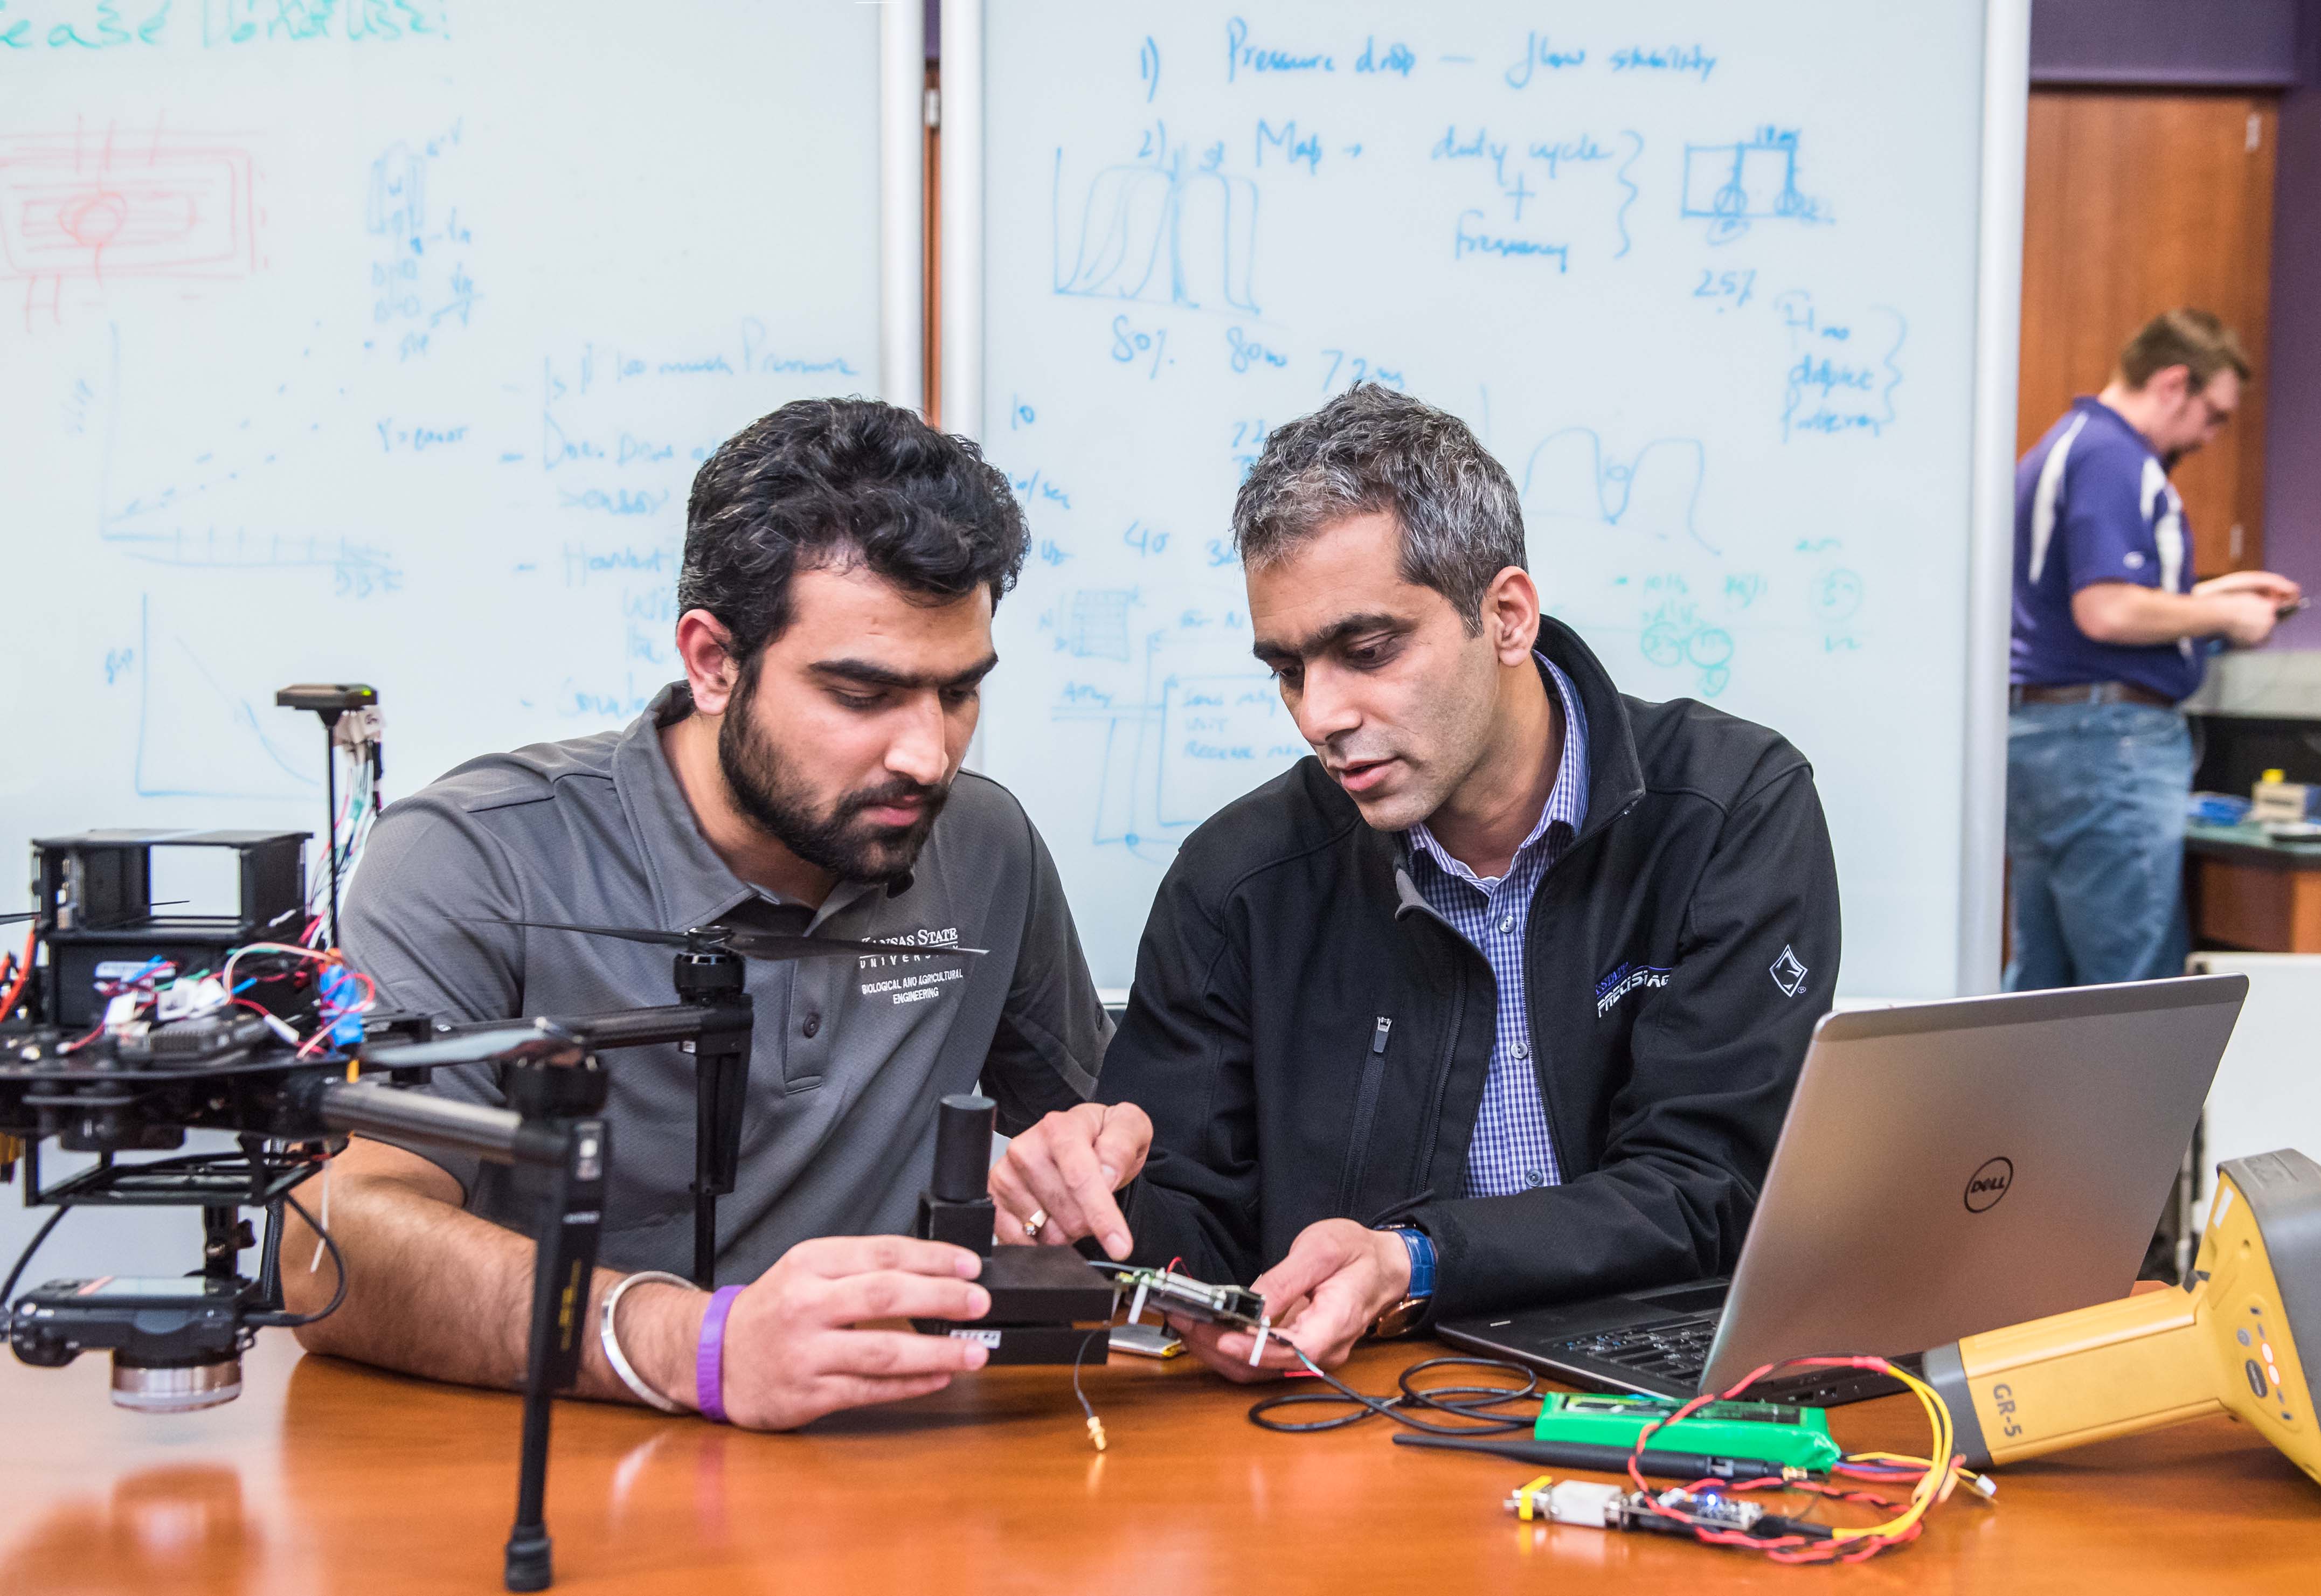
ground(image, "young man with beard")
xmin=282 ymin=400 xmax=1110 ymax=1430
xmin=989 ymin=386 xmax=1839 ymax=1381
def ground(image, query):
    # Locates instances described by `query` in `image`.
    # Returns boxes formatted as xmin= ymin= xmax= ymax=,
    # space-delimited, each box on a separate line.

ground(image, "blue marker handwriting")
xmin=1256 ymin=119 xmax=1324 ymax=174
xmin=5 ymin=0 xmax=447 ymax=50
xmin=375 ymin=418 xmax=468 ymax=452
xmin=1530 ymin=133 xmax=1613 ymax=180
xmin=1611 ymin=43 xmax=1715 ymax=81
xmin=1504 ymin=31 xmax=1586 ymax=88
xmin=1225 ymin=325 xmax=1287 ymax=372
xmin=1681 ymin=129 xmax=1828 ymax=245
xmin=1693 ymin=268 xmax=1756 ymax=310
xmin=559 ymin=487 xmax=669 ymax=518
xmin=1454 ymin=210 xmax=1568 ymax=270
xmin=1225 ymin=16 xmax=1332 ymax=81
xmin=561 ymin=542 xmax=675 ymax=588
xmin=1319 ymin=351 xmax=1403 ymax=392
xmin=1432 ymin=126 xmax=1514 ymax=188
xmin=1777 ymin=294 xmax=1907 ymax=440
xmin=1121 ymin=520 xmax=1169 ymax=557
xmin=1012 ymin=467 xmax=1073 ymax=510
xmin=1110 ymin=314 xmax=1174 ymax=378
xmin=1054 ymin=134 xmax=1260 ymax=314
xmin=1521 ymin=427 xmax=1715 ymax=554
xmin=1355 ymin=35 xmax=1414 ymax=75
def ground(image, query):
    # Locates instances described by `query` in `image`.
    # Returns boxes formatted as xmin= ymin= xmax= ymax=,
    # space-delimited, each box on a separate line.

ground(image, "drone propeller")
xmin=0 ymin=899 xmax=187 ymax=928
xmin=480 ymin=918 xmax=987 ymax=961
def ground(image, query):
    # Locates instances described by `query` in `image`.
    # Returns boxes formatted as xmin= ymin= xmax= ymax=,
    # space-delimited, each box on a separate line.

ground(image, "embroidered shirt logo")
xmin=1769 ymin=945 xmax=1809 ymax=997
xmin=854 ymin=926 xmax=962 ymax=969
xmin=1595 ymin=960 xmax=1672 ymax=1017
xmin=856 ymin=926 xmax=968 ymax=1005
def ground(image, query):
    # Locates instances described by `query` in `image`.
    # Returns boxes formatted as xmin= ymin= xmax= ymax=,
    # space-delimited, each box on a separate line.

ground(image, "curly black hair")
xmin=677 ymin=398 xmax=1028 ymax=665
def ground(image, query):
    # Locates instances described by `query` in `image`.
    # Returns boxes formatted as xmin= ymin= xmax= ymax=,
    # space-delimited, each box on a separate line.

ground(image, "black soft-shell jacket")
xmin=1100 ymin=617 xmax=1840 ymax=1327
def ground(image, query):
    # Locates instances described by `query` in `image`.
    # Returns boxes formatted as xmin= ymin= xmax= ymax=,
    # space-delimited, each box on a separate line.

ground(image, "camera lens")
xmin=110 ymin=1351 xmax=243 ymax=1412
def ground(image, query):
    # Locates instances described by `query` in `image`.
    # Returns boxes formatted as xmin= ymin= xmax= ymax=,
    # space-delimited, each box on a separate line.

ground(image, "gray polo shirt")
xmin=341 ymin=683 xmax=1110 ymax=1283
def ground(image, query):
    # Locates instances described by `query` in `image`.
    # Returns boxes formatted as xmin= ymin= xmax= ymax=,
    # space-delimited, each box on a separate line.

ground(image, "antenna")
xmin=274 ymin=684 xmax=381 ymax=946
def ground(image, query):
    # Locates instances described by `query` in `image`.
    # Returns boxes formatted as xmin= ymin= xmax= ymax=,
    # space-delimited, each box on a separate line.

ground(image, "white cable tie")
xmin=1249 ymin=1319 xmax=1272 ymax=1367
xmin=1127 ymin=1280 xmax=1149 ymax=1326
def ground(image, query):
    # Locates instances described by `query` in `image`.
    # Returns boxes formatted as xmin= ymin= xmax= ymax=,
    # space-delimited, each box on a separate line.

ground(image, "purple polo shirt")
xmin=2010 ymin=396 xmax=2202 ymax=704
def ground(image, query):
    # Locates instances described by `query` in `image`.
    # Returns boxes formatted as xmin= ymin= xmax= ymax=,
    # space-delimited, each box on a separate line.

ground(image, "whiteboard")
xmin=0 ymin=0 xmax=916 ymax=1275
xmin=0 ymin=0 xmax=910 ymax=885
xmin=952 ymin=0 xmax=2026 ymax=999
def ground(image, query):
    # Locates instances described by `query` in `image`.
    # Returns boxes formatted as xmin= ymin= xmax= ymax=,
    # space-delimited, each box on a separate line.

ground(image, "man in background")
xmin=2007 ymin=309 xmax=2301 ymax=990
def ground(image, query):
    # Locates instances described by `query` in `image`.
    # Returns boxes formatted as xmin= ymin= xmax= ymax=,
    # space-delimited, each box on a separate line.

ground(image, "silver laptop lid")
xmin=1700 ymin=974 xmax=2246 ymax=1391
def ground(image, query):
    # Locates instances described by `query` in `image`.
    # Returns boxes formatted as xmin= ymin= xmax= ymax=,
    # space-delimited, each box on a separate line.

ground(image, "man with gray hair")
xmin=990 ymin=385 xmax=1839 ymax=1380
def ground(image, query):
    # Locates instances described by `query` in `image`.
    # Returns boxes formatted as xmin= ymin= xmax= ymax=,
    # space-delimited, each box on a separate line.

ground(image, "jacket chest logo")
xmin=1769 ymin=945 xmax=1809 ymax=996
xmin=1595 ymin=960 xmax=1671 ymax=1017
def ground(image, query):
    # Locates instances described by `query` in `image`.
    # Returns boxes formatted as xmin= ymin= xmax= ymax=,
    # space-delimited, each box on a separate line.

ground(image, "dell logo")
xmin=1965 ymin=1157 xmax=2014 ymax=1213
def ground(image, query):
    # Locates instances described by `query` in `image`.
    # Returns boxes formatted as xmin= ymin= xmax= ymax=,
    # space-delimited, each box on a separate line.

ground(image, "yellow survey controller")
xmin=1923 ymin=1149 xmax=2321 ymax=1487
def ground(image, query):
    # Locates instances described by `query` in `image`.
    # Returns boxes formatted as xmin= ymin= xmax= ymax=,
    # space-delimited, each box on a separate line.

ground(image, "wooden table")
xmin=5 ymin=1331 xmax=2318 ymax=1594
xmin=2187 ymin=822 xmax=2321 ymax=953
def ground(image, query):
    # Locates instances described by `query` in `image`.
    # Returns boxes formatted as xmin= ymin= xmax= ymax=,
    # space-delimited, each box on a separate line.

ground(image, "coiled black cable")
xmin=1248 ymin=1349 xmax=1541 ymax=1435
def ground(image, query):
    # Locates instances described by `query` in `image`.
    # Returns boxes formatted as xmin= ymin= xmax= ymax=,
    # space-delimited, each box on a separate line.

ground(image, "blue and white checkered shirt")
xmin=1406 ymin=655 xmax=1590 ymax=1198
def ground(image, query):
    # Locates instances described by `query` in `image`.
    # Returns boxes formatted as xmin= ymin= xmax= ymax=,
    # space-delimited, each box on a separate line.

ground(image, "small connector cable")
xmin=1072 ymin=1327 xmax=1108 ymax=1452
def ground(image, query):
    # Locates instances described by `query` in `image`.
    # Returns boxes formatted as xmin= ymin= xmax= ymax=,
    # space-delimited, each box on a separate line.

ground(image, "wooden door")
xmin=2018 ymin=92 xmax=2278 ymax=575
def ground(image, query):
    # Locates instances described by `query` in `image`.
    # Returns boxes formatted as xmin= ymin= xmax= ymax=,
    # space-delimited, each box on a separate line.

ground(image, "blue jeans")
xmin=2004 ymin=701 xmax=2192 ymax=991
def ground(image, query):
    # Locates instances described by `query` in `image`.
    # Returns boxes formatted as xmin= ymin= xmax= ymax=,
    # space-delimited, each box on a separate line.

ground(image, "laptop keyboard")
xmin=1553 ymin=1314 xmax=1720 ymax=1381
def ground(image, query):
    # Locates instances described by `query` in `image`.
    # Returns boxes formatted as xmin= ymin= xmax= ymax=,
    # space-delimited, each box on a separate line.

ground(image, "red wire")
xmin=0 ymin=925 xmax=34 ymax=1022
xmin=1625 ymin=1355 xmax=1931 ymax=1565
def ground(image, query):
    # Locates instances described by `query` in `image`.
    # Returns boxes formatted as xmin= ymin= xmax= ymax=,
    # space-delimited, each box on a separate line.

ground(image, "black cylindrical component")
xmin=931 ymin=1093 xmax=995 ymax=1203
xmin=320 ymin=1082 xmax=528 ymax=1164
xmin=672 ymin=945 xmax=746 ymax=1003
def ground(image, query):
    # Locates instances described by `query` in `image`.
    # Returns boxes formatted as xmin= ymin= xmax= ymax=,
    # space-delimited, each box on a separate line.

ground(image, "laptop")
xmin=1439 ymin=975 xmax=2247 ymax=1406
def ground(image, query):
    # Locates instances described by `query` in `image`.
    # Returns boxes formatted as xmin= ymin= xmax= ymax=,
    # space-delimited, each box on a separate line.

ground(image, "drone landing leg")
xmin=672 ymin=947 xmax=750 ymax=1290
xmin=688 ymin=1033 xmax=749 ymax=1288
xmin=503 ymin=1113 xmax=608 ymax=1593
xmin=690 ymin=1062 xmax=720 ymax=1288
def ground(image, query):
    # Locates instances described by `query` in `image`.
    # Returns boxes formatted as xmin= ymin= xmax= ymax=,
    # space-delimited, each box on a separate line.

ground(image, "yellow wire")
xmin=1847 ymin=1450 xmax=1994 ymax=1501
xmin=1809 ymin=1362 xmax=1957 ymax=1552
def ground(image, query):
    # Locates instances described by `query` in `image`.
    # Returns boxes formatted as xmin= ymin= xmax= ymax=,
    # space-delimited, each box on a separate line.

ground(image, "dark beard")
xmin=716 ymin=675 xmax=950 ymax=884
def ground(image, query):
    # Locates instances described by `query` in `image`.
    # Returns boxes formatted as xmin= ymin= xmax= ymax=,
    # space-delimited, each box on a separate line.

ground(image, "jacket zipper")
xmin=1335 ymin=1016 xmax=1395 ymax=1216
xmin=1410 ymin=980 xmax=1465 ymax=1195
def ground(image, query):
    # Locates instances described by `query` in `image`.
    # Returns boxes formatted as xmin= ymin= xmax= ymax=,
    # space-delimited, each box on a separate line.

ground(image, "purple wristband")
xmin=695 ymin=1286 xmax=743 ymax=1424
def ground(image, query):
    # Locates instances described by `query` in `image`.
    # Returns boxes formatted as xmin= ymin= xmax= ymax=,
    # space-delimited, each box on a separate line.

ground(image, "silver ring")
xmin=1023 ymin=1208 xmax=1048 ymax=1238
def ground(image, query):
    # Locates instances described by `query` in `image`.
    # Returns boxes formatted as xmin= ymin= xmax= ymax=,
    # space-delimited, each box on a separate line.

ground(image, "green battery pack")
xmin=1534 ymin=1392 xmax=1845 ymax=1470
